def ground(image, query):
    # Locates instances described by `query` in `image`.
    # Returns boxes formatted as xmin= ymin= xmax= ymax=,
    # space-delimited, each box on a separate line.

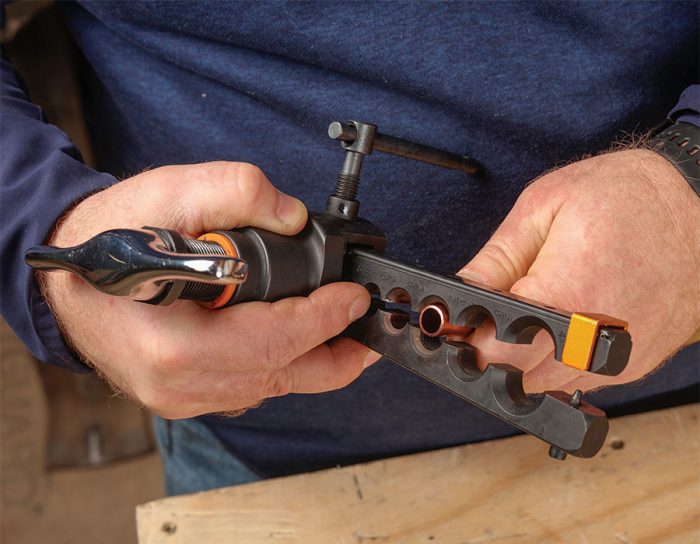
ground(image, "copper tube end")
xmin=419 ymin=303 xmax=473 ymax=341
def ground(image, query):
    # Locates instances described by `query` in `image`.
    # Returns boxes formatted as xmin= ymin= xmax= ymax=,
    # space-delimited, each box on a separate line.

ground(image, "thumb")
xmin=457 ymin=185 xmax=559 ymax=290
xmin=136 ymin=161 xmax=308 ymax=236
xmin=455 ymin=183 xmax=564 ymax=378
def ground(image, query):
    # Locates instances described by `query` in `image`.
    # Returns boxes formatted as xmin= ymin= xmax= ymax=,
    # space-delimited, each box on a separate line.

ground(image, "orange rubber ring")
xmin=196 ymin=232 xmax=239 ymax=309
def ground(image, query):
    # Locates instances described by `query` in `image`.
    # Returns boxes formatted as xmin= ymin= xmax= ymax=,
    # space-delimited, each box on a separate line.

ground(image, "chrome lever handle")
xmin=25 ymin=228 xmax=247 ymax=302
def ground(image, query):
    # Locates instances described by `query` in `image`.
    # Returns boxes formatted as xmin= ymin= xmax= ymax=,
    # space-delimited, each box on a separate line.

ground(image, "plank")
xmin=136 ymin=404 xmax=700 ymax=544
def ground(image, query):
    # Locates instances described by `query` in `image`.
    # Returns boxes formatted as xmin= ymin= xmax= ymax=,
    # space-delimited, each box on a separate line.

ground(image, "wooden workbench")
xmin=136 ymin=404 xmax=700 ymax=543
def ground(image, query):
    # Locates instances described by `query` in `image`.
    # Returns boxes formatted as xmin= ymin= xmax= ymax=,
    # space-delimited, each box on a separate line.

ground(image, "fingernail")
xmin=349 ymin=293 xmax=369 ymax=322
xmin=363 ymin=350 xmax=381 ymax=368
xmin=276 ymin=194 xmax=306 ymax=227
xmin=457 ymin=267 xmax=485 ymax=283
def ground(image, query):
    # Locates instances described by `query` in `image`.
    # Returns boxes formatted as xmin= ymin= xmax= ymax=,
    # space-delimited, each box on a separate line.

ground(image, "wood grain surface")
xmin=137 ymin=404 xmax=700 ymax=544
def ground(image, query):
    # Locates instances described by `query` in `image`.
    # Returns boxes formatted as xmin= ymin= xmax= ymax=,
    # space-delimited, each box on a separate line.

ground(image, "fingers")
xmin=227 ymin=281 xmax=370 ymax=370
xmin=157 ymin=338 xmax=380 ymax=418
xmin=464 ymin=321 xmax=610 ymax=394
xmin=455 ymin=176 xmax=571 ymax=389
xmin=521 ymin=356 xmax=582 ymax=394
xmin=268 ymin=337 xmax=380 ymax=395
xmin=457 ymin=183 xmax=562 ymax=291
xmin=135 ymin=282 xmax=374 ymax=418
xmin=163 ymin=282 xmax=371 ymax=372
xmin=556 ymin=372 xmax=609 ymax=395
xmin=138 ymin=161 xmax=308 ymax=236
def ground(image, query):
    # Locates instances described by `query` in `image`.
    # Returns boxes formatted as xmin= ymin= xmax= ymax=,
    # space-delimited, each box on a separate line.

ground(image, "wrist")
xmin=640 ymin=149 xmax=700 ymax=347
xmin=48 ymin=188 xmax=108 ymax=248
xmin=38 ymin=192 xmax=113 ymax=368
xmin=628 ymin=148 xmax=700 ymax=214
xmin=649 ymin=122 xmax=700 ymax=198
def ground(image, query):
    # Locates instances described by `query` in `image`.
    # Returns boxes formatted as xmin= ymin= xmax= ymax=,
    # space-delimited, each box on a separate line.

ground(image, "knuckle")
xmin=143 ymin=164 xmax=203 ymax=229
xmin=134 ymin=378 xmax=176 ymax=415
xmin=200 ymin=160 xmax=233 ymax=180
xmin=512 ymin=277 xmax=584 ymax=313
xmin=517 ymin=181 xmax=544 ymax=212
xmin=480 ymin=242 xmax=519 ymax=284
xmin=235 ymin=161 xmax=265 ymax=182
xmin=519 ymin=179 xmax=539 ymax=199
xmin=265 ymin=320 xmax=297 ymax=368
xmin=141 ymin=331 xmax=187 ymax=373
xmin=133 ymin=341 xmax=193 ymax=415
xmin=318 ymin=299 xmax=348 ymax=334
xmin=520 ymin=168 xmax=566 ymax=204
xmin=509 ymin=276 xmax=537 ymax=299
xmin=263 ymin=298 xmax=310 ymax=366
xmin=232 ymin=163 xmax=268 ymax=210
xmin=308 ymin=288 xmax=351 ymax=334
xmin=180 ymin=162 xmax=216 ymax=190
xmin=133 ymin=364 xmax=200 ymax=419
xmin=191 ymin=160 xmax=237 ymax=194
xmin=221 ymin=372 xmax=267 ymax=407
xmin=263 ymin=368 xmax=292 ymax=398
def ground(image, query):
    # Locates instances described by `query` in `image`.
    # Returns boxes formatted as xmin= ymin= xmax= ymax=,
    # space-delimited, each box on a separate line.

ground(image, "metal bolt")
xmin=161 ymin=521 xmax=177 ymax=535
xmin=548 ymin=445 xmax=568 ymax=461
xmin=570 ymin=389 xmax=582 ymax=408
xmin=328 ymin=121 xmax=357 ymax=142
xmin=548 ymin=390 xmax=584 ymax=461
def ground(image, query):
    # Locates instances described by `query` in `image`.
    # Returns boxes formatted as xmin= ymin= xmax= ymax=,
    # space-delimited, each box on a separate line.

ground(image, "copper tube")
xmin=419 ymin=303 xmax=473 ymax=341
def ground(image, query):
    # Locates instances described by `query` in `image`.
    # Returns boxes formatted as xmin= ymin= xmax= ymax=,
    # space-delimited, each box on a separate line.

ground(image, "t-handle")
xmin=329 ymin=121 xmax=479 ymax=173
xmin=326 ymin=120 xmax=479 ymax=220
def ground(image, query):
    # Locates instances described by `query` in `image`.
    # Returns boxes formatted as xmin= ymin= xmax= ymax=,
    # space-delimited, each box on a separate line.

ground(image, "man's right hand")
xmin=43 ymin=162 xmax=380 ymax=418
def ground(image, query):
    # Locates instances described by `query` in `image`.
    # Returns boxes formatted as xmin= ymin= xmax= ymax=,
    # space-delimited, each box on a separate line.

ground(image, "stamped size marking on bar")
xmin=408 ymin=280 xmax=424 ymax=293
xmin=494 ymin=309 xmax=513 ymax=321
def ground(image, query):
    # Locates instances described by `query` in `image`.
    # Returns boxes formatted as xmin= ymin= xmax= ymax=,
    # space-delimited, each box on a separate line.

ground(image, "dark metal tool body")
xmin=343 ymin=248 xmax=628 ymax=458
xmin=26 ymin=120 xmax=632 ymax=459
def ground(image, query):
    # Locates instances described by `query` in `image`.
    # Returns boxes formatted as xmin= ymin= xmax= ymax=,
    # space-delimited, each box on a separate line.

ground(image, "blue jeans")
xmin=153 ymin=416 xmax=261 ymax=496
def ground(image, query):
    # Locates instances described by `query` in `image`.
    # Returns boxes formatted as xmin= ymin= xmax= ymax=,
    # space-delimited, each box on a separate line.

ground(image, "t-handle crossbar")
xmin=329 ymin=121 xmax=479 ymax=174
xmin=326 ymin=120 xmax=479 ymax=220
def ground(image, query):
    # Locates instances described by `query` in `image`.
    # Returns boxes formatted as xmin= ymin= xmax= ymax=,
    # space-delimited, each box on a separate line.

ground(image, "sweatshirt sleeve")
xmin=0 ymin=52 xmax=117 ymax=372
xmin=668 ymin=84 xmax=699 ymax=127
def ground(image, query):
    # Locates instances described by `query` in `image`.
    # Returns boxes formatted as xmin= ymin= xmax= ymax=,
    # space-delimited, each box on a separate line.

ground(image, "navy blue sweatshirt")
xmin=2 ymin=1 xmax=698 ymax=477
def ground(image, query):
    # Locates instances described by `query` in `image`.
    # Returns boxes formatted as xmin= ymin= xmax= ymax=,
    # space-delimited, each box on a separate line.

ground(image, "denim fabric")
xmin=153 ymin=415 xmax=261 ymax=496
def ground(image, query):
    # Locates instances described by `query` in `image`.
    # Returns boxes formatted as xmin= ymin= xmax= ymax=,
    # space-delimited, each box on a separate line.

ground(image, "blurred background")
xmin=2 ymin=2 xmax=164 ymax=542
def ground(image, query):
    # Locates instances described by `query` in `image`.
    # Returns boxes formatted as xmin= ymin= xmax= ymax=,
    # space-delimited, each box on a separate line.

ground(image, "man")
xmin=2 ymin=1 xmax=698 ymax=495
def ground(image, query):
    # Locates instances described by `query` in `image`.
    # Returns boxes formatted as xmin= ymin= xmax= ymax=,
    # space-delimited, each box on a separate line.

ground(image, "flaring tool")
xmin=26 ymin=120 xmax=632 ymax=459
